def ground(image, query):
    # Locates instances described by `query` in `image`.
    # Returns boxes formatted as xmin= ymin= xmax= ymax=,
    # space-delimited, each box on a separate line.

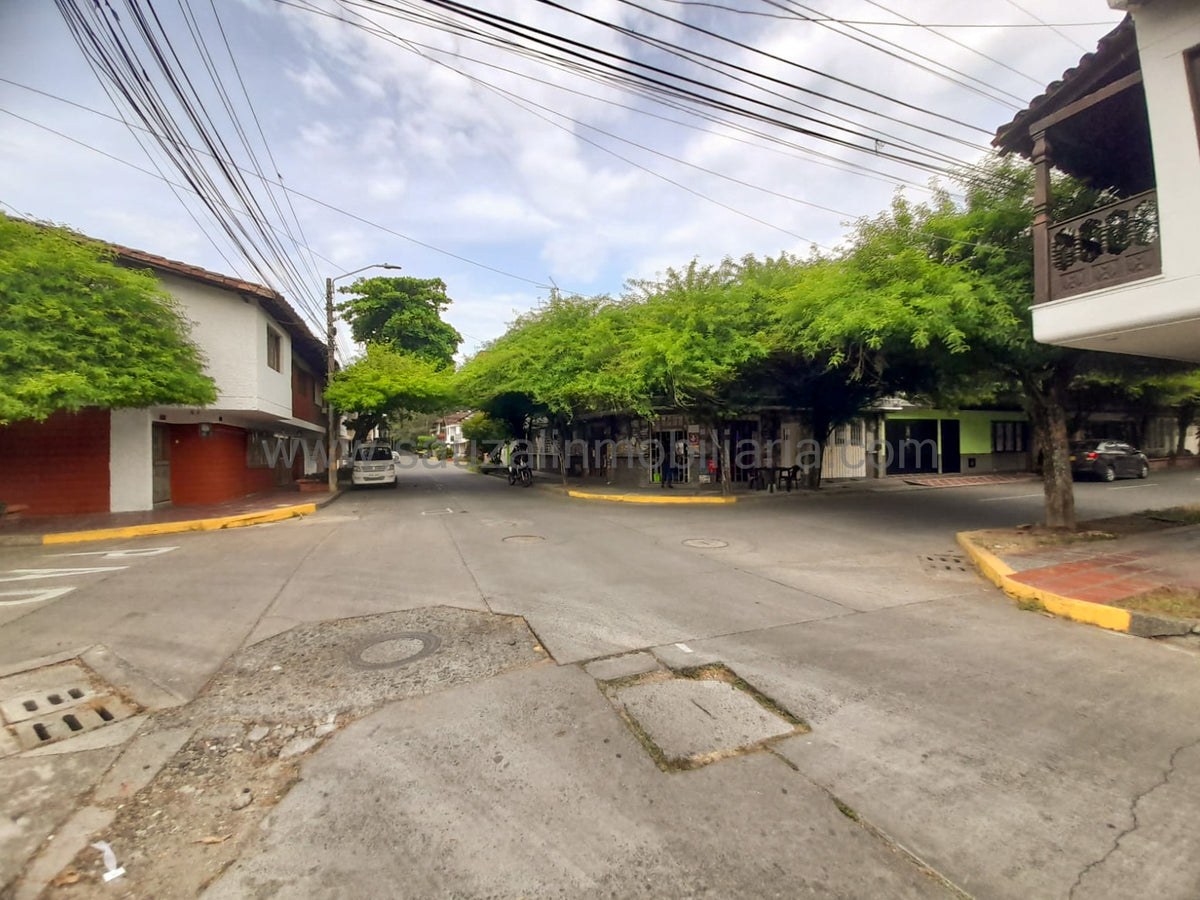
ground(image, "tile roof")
xmin=110 ymin=244 xmax=328 ymax=372
xmin=993 ymin=15 xmax=1136 ymax=155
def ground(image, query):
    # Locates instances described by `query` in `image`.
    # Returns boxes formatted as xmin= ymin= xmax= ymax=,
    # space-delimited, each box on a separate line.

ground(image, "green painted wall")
xmin=883 ymin=409 xmax=1028 ymax=455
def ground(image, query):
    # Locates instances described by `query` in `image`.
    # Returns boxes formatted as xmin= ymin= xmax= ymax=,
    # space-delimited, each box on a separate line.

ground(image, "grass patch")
xmin=1114 ymin=587 xmax=1200 ymax=620
xmin=1144 ymin=507 xmax=1200 ymax=527
xmin=1015 ymin=597 xmax=1046 ymax=613
xmin=832 ymin=797 xmax=859 ymax=821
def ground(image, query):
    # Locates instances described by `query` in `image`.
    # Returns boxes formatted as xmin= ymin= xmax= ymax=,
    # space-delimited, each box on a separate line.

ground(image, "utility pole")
xmin=326 ymin=276 xmax=337 ymax=493
xmin=324 ymin=264 xmax=402 ymax=493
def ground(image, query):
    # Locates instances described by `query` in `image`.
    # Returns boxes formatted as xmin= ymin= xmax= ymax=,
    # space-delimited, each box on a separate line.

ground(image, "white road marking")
xmin=51 ymin=546 xmax=178 ymax=559
xmin=978 ymin=493 xmax=1044 ymax=503
xmin=674 ymin=642 xmax=693 ymax=653
xmin=0 ymin=566 xmax=128 ymax=583
xmin=1110 ymin=484 xmax=1155 ymax=490
xmin=0 ymin=586 xmax=76 ymax=606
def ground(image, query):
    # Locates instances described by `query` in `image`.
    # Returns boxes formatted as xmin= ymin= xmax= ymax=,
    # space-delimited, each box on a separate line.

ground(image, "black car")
xmin=1069 ymin=440 xmax=1150 ymax=482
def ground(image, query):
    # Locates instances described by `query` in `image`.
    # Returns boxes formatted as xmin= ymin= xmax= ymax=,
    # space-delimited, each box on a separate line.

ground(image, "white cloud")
xmin=285 ymin=60 xmax=342 ymax=103
xmin=0 ymin=0 xmax=1126 ymax=351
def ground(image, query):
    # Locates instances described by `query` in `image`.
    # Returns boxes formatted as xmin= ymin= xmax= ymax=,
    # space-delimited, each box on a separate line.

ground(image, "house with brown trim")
xmin=993 ymin=3 xmax=1200 ymax=363
xmin=0 ymin=244 xmax=329 ymax=516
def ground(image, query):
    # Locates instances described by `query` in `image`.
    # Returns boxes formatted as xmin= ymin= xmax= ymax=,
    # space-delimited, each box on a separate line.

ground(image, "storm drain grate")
xmin=920 ymin=553 xmax=973 ymax=576
xmin=0 ymin=661 xmax=139 ymax=755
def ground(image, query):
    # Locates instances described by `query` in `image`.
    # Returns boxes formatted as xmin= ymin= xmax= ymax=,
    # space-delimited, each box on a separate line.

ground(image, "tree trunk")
xmin=1175 ymin=403 xmax=1196 ymax=458
xmin=553 ymin=416 xmax=569 ymax=486
xmin=1025 ymin=371 xmax=1076 ymax=530
xmin=802 ymin=412 xmax=832 ymax=491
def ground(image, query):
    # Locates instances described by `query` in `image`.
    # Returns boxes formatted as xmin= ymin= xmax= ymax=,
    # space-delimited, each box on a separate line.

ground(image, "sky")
xmin=0 ymin=0 xmax=1126 ymax=362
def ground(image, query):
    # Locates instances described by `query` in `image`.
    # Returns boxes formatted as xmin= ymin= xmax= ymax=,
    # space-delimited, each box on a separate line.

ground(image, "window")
xmin=267 ymin=328 xmax=282 ymax=372
xmin=992 ymin=421 xmax=1027 ymax=454
xmin=849 ymin=419 xmax=864 ymax=445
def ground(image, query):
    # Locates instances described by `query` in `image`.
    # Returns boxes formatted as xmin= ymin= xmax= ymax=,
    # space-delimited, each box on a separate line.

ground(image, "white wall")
xmin=1033 ymin=3 xmax=1200 ymax=362
xmin=109 ymin=408 xmax=153 ymax=512
xmin=159 ymin=272 xmax=292 ymax=419
xmin=1136 ymin=0 xmax=1200 ymax=282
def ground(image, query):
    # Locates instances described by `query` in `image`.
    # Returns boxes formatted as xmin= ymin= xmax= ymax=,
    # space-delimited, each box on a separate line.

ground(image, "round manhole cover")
xmin=347 ymin=632 xmax=441 ymax=669
xmin=682 ymin=538 xmax=728 ymax=549
xmin=503 ymin=535 xmax=545 ymax=544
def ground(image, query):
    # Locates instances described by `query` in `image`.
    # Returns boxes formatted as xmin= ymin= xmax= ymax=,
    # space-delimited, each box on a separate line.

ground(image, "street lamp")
xmin=325 ymin=263 xmax=402 ymax=491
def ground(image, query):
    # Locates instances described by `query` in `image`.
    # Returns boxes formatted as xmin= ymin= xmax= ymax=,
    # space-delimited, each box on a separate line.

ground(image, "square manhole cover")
xmin=606 ymin=665 xmax=806 ymax=770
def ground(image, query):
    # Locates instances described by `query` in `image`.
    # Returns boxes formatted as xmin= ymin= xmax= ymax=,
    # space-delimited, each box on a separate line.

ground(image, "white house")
xmin=993 ymin=3 xmax=1200 ymax=363
xmin=0 ymin=244 xmax=329 ymax=516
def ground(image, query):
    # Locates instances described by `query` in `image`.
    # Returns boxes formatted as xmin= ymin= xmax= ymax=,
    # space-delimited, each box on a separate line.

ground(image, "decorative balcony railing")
xmin=1044 ymin=190 xmax=1161 ymax=303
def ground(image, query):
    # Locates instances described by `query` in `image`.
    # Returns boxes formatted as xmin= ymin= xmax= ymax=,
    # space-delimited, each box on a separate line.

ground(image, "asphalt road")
xmin=3 ymin=464 xmax=1200 ymax=898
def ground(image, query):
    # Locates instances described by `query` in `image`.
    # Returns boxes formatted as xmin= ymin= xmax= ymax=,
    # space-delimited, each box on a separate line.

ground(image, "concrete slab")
xmin=583 ymin=651 xmax=660 ymax=681
xmin=203 ymin=664 xmax=956 ymax=899
xmin=677 ymin=594 xmax=1200 ymax=900
xmin=11 ymin=806 xmax=115 ymax=900
xmin=615 ymin=677 xmax=796 ymax=762
xmin=0 ymin=749 xmax=120 ymax=893
xmin=91 ymin=725 xmax=195 ymax=803
xmin=651 ymin=640 xmax=723 ymax=670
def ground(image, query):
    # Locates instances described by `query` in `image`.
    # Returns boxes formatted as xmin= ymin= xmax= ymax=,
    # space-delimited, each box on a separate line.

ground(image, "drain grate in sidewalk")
xmin=920 ymin=553 xmax=974 ymax=577
xmin=0 ymin=661 xmax=139 ymax=755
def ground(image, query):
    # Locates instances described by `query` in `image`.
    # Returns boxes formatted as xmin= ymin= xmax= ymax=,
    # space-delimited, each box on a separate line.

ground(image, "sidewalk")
xmin=0 ymin=487 xmax=341 ymax=547
xmin=550 ymin=471 xmax=1037 ymax=504
xmin=959 ymin=514 xmax=1200 ymax=637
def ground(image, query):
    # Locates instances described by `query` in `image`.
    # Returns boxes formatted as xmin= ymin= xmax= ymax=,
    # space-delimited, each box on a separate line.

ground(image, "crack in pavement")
xmin=762 ymin=747 xmax=976 ymax=900
xmin=1067 ymin=734 xmax=1200 ymax=899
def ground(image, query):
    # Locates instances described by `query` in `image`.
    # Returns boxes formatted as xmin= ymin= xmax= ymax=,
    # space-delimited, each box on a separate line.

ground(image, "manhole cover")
xmin=920 ymin=553 xmax=973 ymax=575
xmin=682 ymin=538 xmax=728 ymax=550
xmin=0 ymin=661 xmax=139 ymax=755
xmin=347 ymin=632 xmax=441 ymax=669
xmin=503 ymin=535 xmax=545 ymax=544
xmin=605 ymin=665 xmax=806 ymax=771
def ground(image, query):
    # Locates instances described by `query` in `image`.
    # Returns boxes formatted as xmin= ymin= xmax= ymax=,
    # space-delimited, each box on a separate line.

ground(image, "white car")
xmin=351 ymin=444 xmax=398 ymax=487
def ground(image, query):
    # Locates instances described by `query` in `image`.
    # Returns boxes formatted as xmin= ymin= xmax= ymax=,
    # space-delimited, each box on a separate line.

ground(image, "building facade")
xmin=994 ymin=4 xmax=1200 ymax=362
xmin=0 ymin=245 xmax=328 ymax=516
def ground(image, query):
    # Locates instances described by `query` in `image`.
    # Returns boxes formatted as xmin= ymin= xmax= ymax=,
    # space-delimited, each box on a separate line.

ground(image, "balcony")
xmin=1043 ymin=191 xmax=1161 ymax=303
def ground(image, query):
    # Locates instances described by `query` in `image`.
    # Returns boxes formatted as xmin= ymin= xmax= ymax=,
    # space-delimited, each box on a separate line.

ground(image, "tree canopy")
xmin=0 ymin=214 xmax=216 ymax=425
xmin=337 ymin=276 xmax=462 ymax=368
xmin=455 ymin=156 xmax=1199 ymax=522
xmin=324 ymin=344 xmax=456 ymax=442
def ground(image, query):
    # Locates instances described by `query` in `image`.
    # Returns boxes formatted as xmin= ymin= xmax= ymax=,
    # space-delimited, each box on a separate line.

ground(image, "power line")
xmin=0 ymin=102 xmax=558 ymax=290
xmin=762 ymin=0 xmax=1028 ymax=108
xmin=375 ymin=0 xmax=963 ymax=175
xmin=656 ymin=2 xmax=1116 ymax=28
xmin=1003 ymin=0 xmax=1092 ymax=52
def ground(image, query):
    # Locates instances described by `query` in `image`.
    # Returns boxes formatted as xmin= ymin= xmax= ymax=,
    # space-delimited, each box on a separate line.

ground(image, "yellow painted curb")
xmin=956 ymin=531 xmax=1132 ymax=633
xmin=42 ymin=504 xmax=317 ymax=546
xmin=567 ymin=490 xmax=737 ymax=505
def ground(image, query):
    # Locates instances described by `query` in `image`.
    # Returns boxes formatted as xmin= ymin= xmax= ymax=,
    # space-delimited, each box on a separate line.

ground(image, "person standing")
xmin=661 ymin=433 xmax=675 ymax=488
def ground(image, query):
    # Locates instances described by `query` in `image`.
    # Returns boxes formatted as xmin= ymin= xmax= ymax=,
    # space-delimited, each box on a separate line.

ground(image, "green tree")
xmin=457 ymin=292 xmax=644 ymax=483
xmin=460 ymin=412 xmax=511 ymax=447
xmin=337 ymin=276 xmax=462 ymax=367
xmin=0 ymin=214 xmax=216 ymax=424
xmin=324 ymin=345 xmax=456 ymax=443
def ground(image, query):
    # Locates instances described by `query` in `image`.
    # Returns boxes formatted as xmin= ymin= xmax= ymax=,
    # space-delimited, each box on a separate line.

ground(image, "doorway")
xmin=152 ymin=423 xmax=171 ymax=505
xmin=940 ymin=420 xmax=961 ymax=474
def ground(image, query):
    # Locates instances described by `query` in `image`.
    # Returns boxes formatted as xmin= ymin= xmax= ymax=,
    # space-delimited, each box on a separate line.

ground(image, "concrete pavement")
xmin=4 ymin=463 xmax=1200 ymax=898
